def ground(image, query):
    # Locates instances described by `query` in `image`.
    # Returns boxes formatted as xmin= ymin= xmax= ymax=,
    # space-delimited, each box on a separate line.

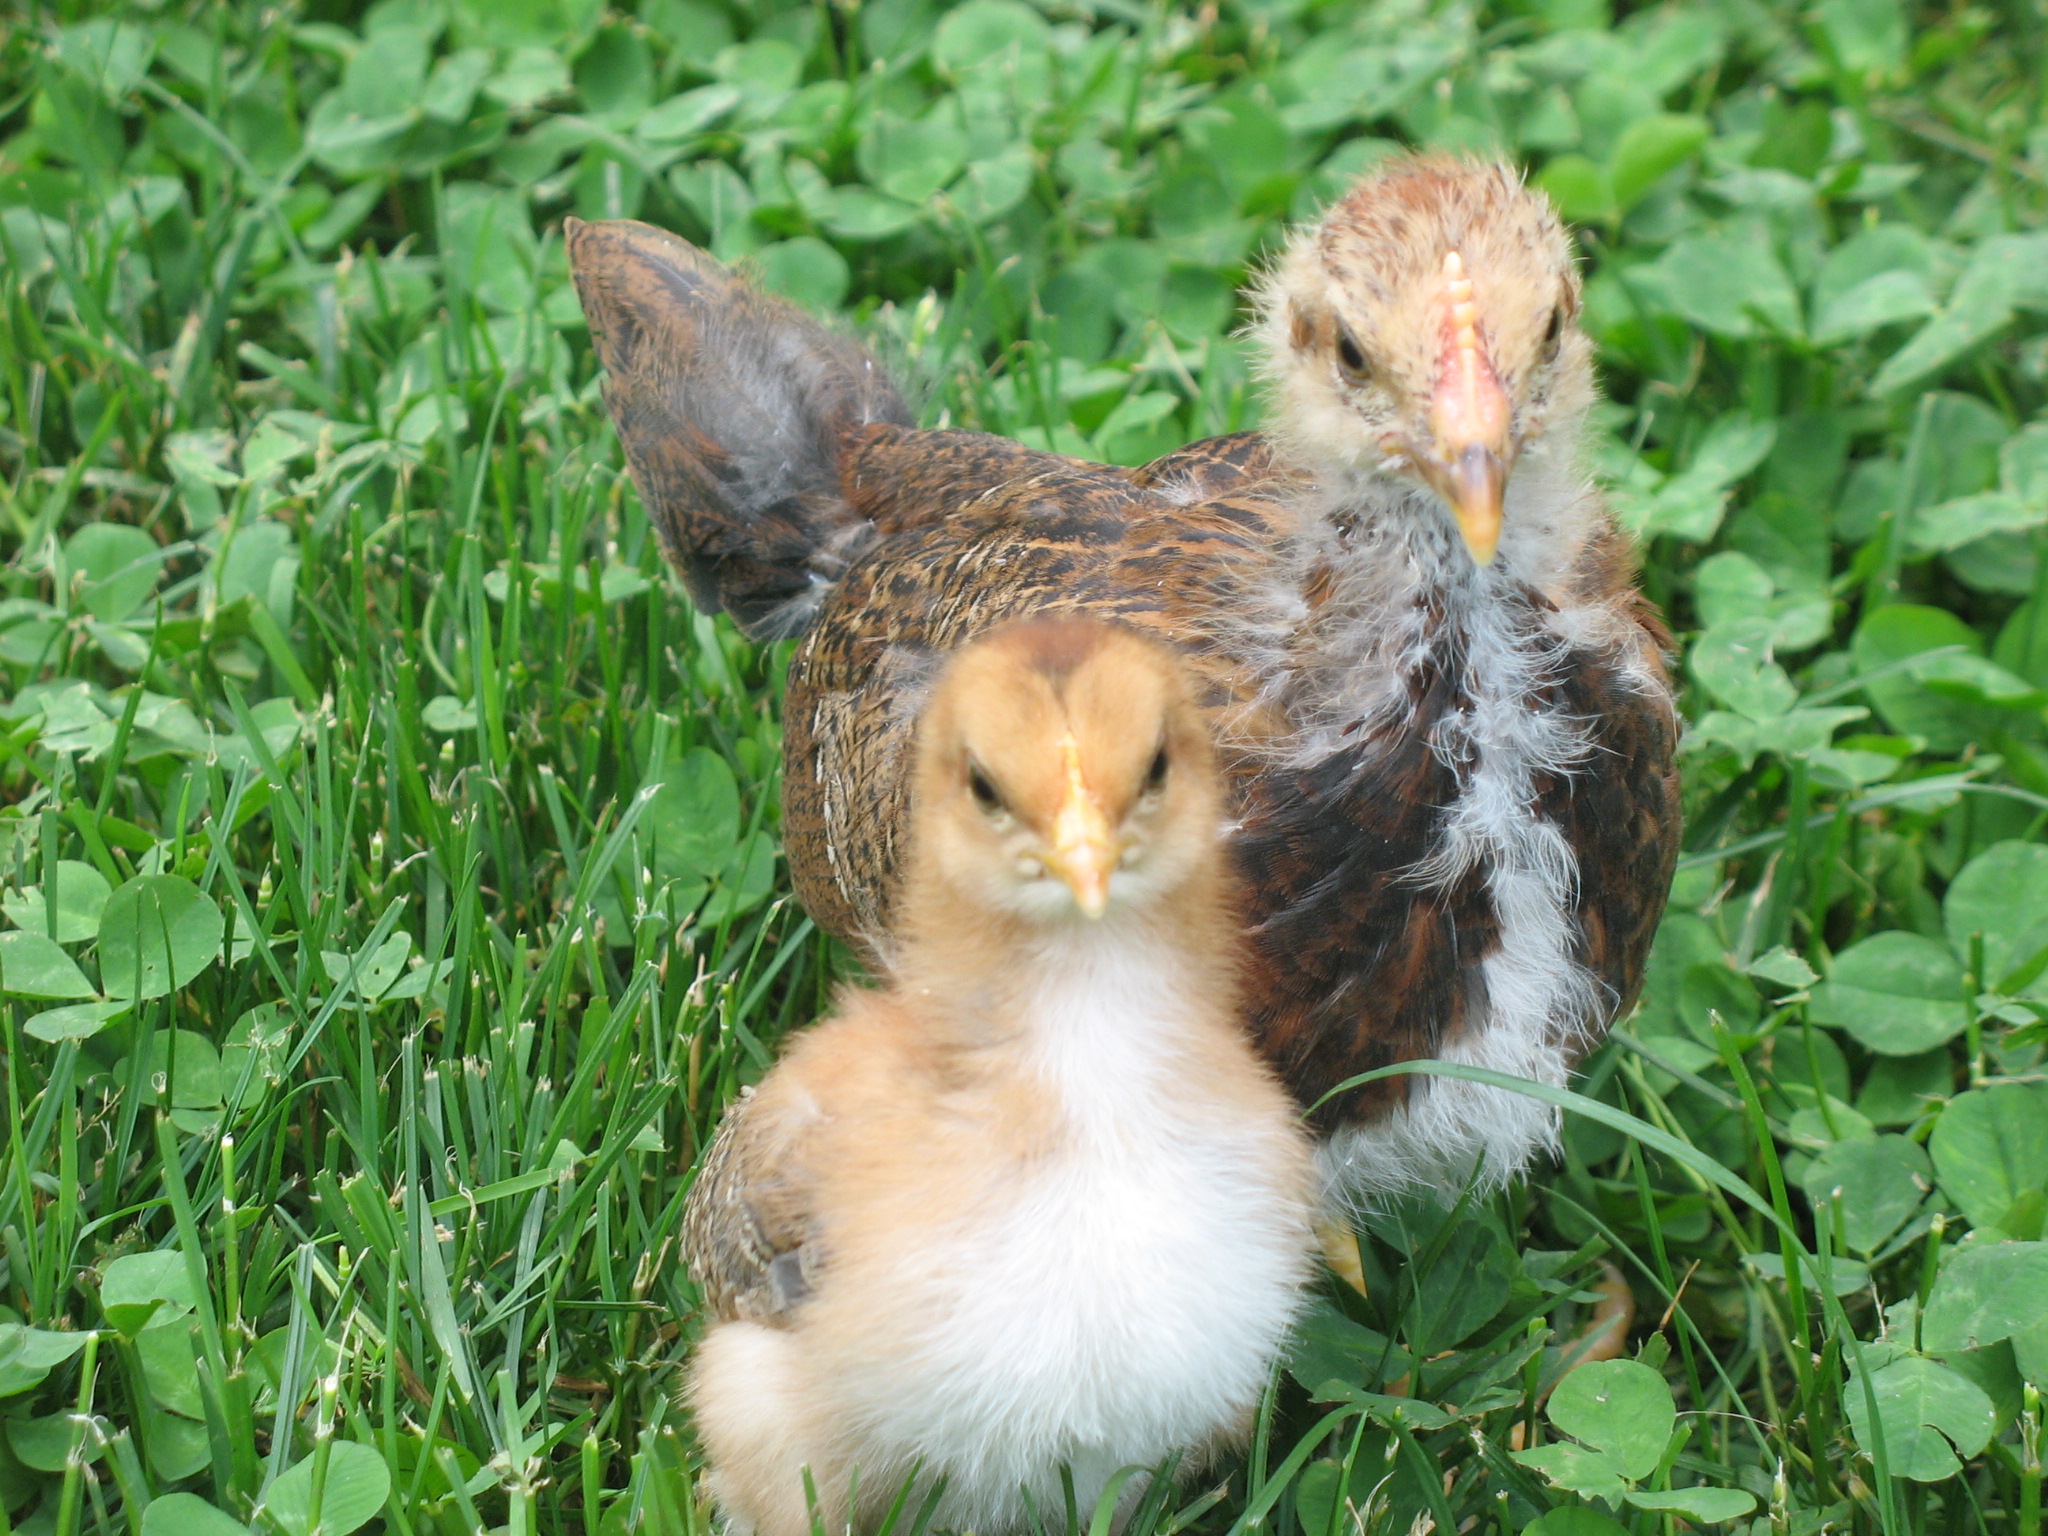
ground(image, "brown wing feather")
xmin=1128 ymin=432 xmax=1280 ymax=500
xmin=682 ymin=1085 xmax=825 ymax=1325
xmin=1561 ymin=596 xmax=1683 ymax=1026
xmin=1227 ymin=633 xmax=1497 ymax=1125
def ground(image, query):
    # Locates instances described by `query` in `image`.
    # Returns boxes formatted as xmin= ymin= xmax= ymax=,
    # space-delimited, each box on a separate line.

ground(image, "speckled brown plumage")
xmin=683 ymin=1082 xmax=820 ymax=1324
xmin=788 ymin=425 xmax=1293 ymax=948
xmin=568 ymin=156 xmax=1682 ymax=1184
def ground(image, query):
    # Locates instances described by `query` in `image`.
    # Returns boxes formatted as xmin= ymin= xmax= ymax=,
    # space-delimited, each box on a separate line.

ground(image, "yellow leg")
xmin=1315 ymin=1215 xmax=1368 ymax=1296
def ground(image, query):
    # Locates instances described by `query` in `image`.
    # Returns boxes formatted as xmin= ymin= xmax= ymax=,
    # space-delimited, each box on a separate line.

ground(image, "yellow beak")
xmin=1436 ymin=444 xmax=1507 ymax=566
xmin=1046 ymin=735 xmax=1115 ymax=919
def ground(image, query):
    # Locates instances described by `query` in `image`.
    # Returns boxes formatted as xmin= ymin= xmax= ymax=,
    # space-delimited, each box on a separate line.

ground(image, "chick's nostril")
xmin=1457 ymin=441 xmax=1502 ymax=479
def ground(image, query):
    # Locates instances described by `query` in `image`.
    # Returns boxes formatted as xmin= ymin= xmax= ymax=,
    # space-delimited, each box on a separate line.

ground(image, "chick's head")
xmin=911 ymin=619 xmax=1222 ymax=927
xmin=1253 ymin=155 xmax=1593 ymax=566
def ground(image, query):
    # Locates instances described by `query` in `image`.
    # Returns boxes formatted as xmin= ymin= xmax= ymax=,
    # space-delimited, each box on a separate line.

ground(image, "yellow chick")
xmin=683 ymin=618 xmax=1316 ymax=1536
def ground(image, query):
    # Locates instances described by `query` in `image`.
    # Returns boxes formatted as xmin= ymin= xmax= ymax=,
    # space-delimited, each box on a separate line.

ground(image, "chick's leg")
xmin=1315 ymin=1216 xmax=1368 ymax=1295
xmin=690 ymin=1322 xmax=842 ymax=1536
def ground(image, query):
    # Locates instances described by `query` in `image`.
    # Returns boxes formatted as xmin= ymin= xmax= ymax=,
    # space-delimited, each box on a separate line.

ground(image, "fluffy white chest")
xmin=852 ymin=947 xmax=1309 ymax=1516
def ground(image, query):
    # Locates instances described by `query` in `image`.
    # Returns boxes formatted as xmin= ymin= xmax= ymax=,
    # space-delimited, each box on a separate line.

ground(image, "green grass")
xmin=2 ymin=0 xmax=2047 ymax=1532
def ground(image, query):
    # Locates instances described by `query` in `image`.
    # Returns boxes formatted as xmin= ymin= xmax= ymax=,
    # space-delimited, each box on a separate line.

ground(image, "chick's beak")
xmin=1435 ymin=442 xmax=1507 ymax=566
xmin=1046 ymin=735 xmax=1116 ymax=919
xmin=1422 ymin=252 xmax=1515 ymax=567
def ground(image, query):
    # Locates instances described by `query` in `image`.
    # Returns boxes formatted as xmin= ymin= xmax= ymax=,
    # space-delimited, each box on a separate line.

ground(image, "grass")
xmin=1 ymin=0 xmax=2047 ymax=1531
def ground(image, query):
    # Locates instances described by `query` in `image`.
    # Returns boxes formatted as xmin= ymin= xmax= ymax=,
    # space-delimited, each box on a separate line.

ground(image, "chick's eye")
xmin=1144 ymin=746 xmax=1169 ymax=794
xmin=968 ymin=763 xmax=1004 ymax=815
xmin=1334 ymin=327 xmax=1371 ymax=385
xmin=1542 ymin=305 xmax=1567 ymax=358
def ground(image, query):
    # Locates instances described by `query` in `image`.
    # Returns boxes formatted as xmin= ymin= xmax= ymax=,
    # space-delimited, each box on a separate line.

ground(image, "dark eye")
xmin=1542 ymin=305 xmax=1566 ymax=358
xmin=1144 ymin=745 xmax=1169 ymax=794
xmin=1334 ymin=326 xmax=1371 ymax=385
xmin=968 ymin=763 xmax=1004 ymax=815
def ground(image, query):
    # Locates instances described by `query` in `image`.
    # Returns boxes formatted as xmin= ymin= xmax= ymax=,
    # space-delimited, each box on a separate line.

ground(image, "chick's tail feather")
xmin=566 ymin=218 xmax=912 ymax=640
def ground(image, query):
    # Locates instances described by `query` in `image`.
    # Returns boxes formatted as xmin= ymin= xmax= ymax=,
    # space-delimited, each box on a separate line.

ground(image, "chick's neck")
xmin=886 ymin=872 xmax=1238 ymax=1058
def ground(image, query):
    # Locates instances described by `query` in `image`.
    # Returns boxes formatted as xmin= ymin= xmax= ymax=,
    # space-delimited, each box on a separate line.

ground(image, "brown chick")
xmin=570 ymin=154 xmax=1679 ymax=1203
xmin=682 ymin=619 xmax=1315 ymax=1536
